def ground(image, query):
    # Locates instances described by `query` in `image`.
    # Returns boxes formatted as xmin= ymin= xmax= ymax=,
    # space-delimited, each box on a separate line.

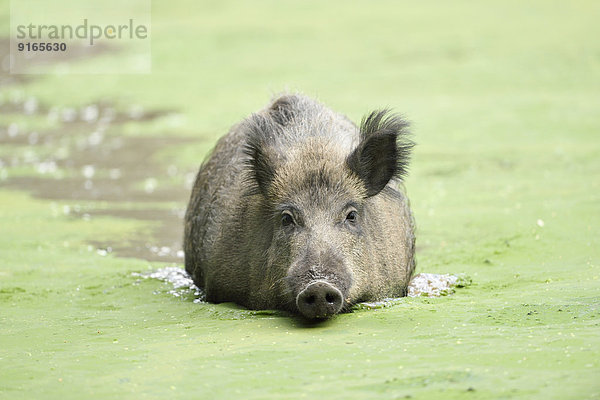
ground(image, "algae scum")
xmin=2 ymin=1 xmax=600 ymax=398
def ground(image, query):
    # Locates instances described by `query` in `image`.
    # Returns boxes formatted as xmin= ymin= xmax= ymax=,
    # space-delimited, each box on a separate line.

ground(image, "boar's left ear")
xmin=346 ymin=110 xmax=413 ymax=197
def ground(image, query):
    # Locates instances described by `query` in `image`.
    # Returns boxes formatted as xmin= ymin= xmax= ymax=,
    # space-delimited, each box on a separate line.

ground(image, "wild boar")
xmin=184 ymin=94 xmax=415 ymax=319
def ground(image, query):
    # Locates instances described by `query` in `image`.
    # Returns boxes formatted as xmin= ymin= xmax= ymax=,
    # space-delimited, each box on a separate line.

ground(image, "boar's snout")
xmin=296 ymin=281 xmax=343 ymax=319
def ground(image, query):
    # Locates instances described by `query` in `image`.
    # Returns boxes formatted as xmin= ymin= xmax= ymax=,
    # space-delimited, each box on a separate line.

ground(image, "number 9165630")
xmin=17 ymin=42 xmax=67 ymax=52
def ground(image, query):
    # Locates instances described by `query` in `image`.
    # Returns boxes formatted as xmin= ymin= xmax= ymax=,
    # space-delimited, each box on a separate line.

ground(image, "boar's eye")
xmin=345 ymin=210 xmax=358 ymax=224
xmin=281 ymin=211 xmax=295 ymax=227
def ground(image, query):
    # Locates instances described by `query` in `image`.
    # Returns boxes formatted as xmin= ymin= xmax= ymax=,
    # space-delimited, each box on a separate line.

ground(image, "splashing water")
xmin=133 ymin=267 xmax=470 ymax=309
xmin=408 ymin=273 xmax=461 ymax=297
xmin=132 ymin=267 xmax=204 ymax=303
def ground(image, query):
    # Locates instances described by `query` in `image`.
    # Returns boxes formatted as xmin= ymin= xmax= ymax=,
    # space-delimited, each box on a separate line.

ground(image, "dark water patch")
xmin=3 ymin=175 xmax=189 ymax=203
xmin=0 ymin=91 xmax=202 ymax=262
xmin=1 ymin=132 xmax=195 ymax=202
xmin=75 ymin=208 xmax=186 ymax=263
xmin=0 ymin=122 xmax=195 ymax=203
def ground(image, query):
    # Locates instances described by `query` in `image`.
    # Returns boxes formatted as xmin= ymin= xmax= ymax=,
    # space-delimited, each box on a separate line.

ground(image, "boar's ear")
xmin=346 ymin=110 xmax=413 ymax=197
xmin=243 ymin=114 xmax=281 ymax=196
xmin=269 ymin=95 xmax=298 ymax=126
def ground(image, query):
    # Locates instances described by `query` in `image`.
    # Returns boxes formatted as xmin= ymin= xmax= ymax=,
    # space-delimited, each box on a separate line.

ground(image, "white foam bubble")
xmin=407 ymin=273 xmax=459 ymax=297
xmin=132 ymin=266 xmax=204 ymax=302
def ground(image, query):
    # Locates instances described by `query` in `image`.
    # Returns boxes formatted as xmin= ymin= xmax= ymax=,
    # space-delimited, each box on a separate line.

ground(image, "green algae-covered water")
xmin=1 ymin=1 xmax=599 ymax=398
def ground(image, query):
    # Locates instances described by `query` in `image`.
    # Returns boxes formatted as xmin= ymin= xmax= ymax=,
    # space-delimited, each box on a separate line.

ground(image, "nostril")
xmin=305 ymin=295 xmax=316 ymax=305
xmin=325 ymin=293 xmax=336 ymax=304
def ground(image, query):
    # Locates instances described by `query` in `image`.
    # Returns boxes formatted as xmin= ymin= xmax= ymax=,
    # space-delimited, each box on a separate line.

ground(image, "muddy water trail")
xmin=0 ymin=90 xmax=200 ymax=263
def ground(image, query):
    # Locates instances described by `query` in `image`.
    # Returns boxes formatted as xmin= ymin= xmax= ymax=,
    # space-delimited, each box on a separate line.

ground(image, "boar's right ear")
xmin=269 ymin=95 xmax=298 ymax=126
xmin=243 ymin=114 xmax=280 ymax=196
xmin=346 ymin=110 xmax=413 ymax=197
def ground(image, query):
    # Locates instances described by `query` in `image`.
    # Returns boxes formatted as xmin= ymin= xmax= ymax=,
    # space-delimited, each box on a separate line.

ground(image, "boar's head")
xmin=243 ymin=99 xmax=413 ymax=319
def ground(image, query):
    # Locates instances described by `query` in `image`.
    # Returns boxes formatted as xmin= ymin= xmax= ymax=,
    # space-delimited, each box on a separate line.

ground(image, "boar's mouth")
xmin=295 ymin=280 xmax=344 ymax=319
